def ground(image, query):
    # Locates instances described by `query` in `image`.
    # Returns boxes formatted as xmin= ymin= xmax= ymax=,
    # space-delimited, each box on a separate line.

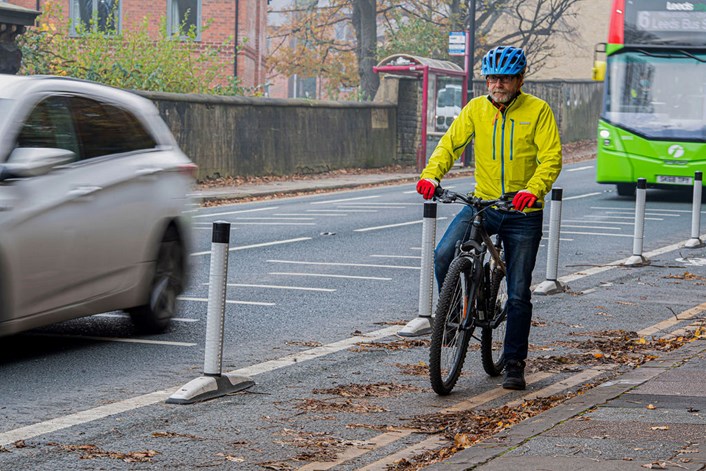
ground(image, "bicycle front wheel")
xmin=429 ymin=256 xmax=475 ymax=395
xmin=481 ymin=264 xmax=508 ymax=376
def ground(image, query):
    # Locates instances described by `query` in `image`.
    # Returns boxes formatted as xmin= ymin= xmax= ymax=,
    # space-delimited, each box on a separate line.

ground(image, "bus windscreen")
xmin=603 ymin=50 xmax=706 ymax=140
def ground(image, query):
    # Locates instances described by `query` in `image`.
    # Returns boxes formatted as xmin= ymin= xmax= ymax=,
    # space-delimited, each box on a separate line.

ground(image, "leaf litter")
xmin=52 ymin=443 xmax=159 ymax=463
xmin=313 ymin=382 xmax=424 ymax=398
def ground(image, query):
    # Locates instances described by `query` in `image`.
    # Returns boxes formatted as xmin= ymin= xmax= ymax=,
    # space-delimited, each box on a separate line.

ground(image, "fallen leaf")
xmin=641 ymin=462 xmax=667 ymax=469
xmin=646 ymin=404 xmax=656 ymax=410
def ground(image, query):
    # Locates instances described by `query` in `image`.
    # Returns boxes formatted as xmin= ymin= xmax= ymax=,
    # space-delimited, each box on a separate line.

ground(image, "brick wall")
xmin=12 ymin=0 xmax=267 ymax=90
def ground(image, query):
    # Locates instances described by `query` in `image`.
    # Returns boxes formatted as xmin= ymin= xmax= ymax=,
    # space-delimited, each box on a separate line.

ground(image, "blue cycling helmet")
xmin=481 ymin=46 xmax=527 ymax=76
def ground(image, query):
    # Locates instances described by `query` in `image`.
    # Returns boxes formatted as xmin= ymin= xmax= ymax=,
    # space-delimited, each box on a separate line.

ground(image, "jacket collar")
xmin=487 ymin=90 xmax=522 ymax=111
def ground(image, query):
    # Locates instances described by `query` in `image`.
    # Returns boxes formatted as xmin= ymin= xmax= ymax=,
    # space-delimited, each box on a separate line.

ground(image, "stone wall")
xmin=138 ymin=91 xmax=398 ymax=180
xmin=391 ymin=78 xmax=604 ymax=164
xmin=137 ymin=79 xmax=602 ymax=181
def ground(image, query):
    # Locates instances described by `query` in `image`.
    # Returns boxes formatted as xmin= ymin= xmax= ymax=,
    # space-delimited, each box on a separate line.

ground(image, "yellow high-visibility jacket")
xmin=420 ymin=92 xmax=562 ymax=210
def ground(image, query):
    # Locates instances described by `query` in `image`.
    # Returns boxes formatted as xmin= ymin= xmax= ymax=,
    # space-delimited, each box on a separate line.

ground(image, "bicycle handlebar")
xmin=433 ymin=186 xmax=542 ymax=211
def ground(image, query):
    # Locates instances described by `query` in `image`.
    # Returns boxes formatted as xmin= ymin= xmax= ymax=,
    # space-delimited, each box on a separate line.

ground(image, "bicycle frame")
xmin=429 ymin=186 xmax=529 ymax=394
xmin=455 ymin=208 xmax=506 ymax=332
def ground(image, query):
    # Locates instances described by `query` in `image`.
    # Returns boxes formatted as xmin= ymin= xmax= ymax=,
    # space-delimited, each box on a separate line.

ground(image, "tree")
xmin=351 ymin=0 xmax=378 ymax=100
xmin=267 ymin=0 xmax=585 ymax=100
xmin=18 ymin=1 xmax=249 ymax=95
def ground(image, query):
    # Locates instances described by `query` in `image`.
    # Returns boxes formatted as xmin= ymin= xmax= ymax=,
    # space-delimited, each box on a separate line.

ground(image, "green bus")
xmin=594 ymin=0 xmax=706 ymax=196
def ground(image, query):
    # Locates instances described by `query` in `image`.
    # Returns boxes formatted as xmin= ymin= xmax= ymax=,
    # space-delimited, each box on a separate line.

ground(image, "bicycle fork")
xmin=458 ymin=251 xmax=484 ymax=332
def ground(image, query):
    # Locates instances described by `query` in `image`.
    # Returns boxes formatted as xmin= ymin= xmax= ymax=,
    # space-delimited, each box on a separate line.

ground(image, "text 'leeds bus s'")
xmin=593 ymin=0 xmax=706 ymax=196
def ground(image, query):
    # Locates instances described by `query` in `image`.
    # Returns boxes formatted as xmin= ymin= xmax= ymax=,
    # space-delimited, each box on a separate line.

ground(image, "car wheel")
xmin=129 ymin=227 xmax=184 ymax=334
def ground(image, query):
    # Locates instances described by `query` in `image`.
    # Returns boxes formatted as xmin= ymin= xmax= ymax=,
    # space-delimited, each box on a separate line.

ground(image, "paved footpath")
xmin=426 ymin=339 xmax=706 ymax=470
xmin=192 ymin=162 xmax=706 ymax=470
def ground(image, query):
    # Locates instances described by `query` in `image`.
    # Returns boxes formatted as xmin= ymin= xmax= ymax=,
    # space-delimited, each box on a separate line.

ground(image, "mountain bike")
xmin=429 ymin=187 xmax=530 ymax=395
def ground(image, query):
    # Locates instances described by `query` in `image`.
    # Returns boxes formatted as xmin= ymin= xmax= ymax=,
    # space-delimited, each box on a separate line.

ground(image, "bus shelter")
xmin=373 ymin=54 xmax=466 ymax=170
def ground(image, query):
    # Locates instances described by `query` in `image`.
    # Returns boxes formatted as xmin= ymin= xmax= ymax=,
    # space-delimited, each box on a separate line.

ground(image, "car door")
xmin=55 ymin=95 xmax=162 ymax=309
xmin=6 ymin=93 xmax=161 ymax=319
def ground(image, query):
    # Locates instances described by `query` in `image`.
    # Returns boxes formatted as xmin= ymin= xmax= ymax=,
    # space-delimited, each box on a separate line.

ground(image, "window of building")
xmin=70 ymin=0 xmax=121 ymax=35
xmin=167 ymin=0 xmax=201 ymax=39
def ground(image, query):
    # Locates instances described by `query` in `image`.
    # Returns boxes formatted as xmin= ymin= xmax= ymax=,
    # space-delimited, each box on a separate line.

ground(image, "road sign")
xmin=448 ymin=32 xmax=466 ymax=56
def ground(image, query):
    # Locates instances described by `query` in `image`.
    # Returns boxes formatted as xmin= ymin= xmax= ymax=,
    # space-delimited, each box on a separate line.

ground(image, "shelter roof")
xmin=376 ymin=54 xmax=463 ymax=72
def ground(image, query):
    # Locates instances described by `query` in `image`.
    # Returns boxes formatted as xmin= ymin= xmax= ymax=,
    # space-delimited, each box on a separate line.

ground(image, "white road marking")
xmin=339 ymin=202 xmax=419 ymax=206
xmin=604 ymin=211 xmax=680 ymax=217
xmin=566 ymin=165 xmax=594 ymax=172
xmin=562 ymin=192 xmax=601 ymax=200
xmin=310 ymin=195 xmax=381 ymax=205
xmin=562 ymin=219 xmax=635 ymax=226
xmin=267 ymin=260 xmax=420 ymax=270
xmin=177 ymin=297 xmax=276 ymax=306
xmin=355 ymin=217 xmax=449 ymax=232
xmin=269 ymin=272 xmax=392 ymax=281
xmin=591 ymin=206 xmax=704 ymax=214
xmin=369 ymin=255 xmax=423 ymax=259
xmin=193 ymin=207 xmax=278 ymax=218
xmin=6 ymin=232 xmax=705 ymax=451
xmin=552 ymin=224 xmax=622 ymax=230
xmin=0 ymin=326 xmax=401 ymax=447
xmin=272 ymin=213 xmax=346 ymax=217
xmin=355 ymin=220 xmax=422 ymax=232
xmin=544 ymin=230 xmax=633 ymax=238
xmin=232 ymin=217 xmax=315 ymax=221
xmin=230 ymin=326 xmax=400 ymax=377
xmin=191 ymin=237 xmax=311 ymax=256
xmin=556 ymin=233 xmax=706 ymax=284
xmin=341 ymin=205 xmax=407 ymax=210
xmin=0 ymin=391 xmax=174 ymax=447
xmin=306 ymin=209 xmax=378 ymax=213
xmin=203 ymin=221 xmax=316 ymax=226
xmin=93 ymin=313 xmax=198 ymax=323
xmin=585 ymin=215 xmax=663 ymax=221
xmin=26 ymin=333 xmax=196 ymax=347
xmin=222 ymin=283 xmax=336 ymax=292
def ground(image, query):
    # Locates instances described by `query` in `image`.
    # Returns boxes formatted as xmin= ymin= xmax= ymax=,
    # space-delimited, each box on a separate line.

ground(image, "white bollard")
xmin=534 ymin=188 xmax=566 ymax=295
xmin=167 ymin=221 xmax=254 ymax=404
xmin=625 ymin=178 xmax=650 ymax=267
xmin=398 ymin=201 xmax=437 ymax=337
xmin=685 ymin=171 xmax=704 ymax=248
xmin=204 ymin=221 xmax=231 ymax=376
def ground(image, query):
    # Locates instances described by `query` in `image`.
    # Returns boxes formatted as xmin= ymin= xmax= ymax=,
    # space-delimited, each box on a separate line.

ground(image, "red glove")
xmin=512 ymin=190 xmax=538 ymax=211
xmin=416 ymin=179 xmax=438 ymax=200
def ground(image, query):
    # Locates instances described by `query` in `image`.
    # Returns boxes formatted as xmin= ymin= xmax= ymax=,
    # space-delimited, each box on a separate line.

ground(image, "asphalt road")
xmin=1 ymin=158 xmax=704 ymax=469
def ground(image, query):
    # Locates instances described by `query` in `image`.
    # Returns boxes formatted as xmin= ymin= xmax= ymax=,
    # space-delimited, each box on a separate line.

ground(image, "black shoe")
xmin=502 ymin=359 xmax=526 ymax=390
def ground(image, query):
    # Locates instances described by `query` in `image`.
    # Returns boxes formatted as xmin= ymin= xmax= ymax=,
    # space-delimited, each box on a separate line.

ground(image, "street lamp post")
xmin=465 ymin=0 xmax=476 ymax=99
xmin=462 ymin=0 xmax=476 ymax=167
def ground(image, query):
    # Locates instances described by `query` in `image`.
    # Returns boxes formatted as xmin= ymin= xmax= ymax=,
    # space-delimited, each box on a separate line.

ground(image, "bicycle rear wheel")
xmin=429 ymin=256 xmax=475 ymax=395
xmin=481 ymin=264 xmax=508 ymax=376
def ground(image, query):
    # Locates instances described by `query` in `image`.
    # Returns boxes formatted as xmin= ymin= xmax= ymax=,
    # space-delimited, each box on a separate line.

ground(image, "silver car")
xmin=0 ymin=75 xmax=196 ymax=337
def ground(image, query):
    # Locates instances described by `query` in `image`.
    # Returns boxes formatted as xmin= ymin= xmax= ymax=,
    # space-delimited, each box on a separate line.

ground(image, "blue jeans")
xmin=434 ymin=206 xmax=543 ymax=362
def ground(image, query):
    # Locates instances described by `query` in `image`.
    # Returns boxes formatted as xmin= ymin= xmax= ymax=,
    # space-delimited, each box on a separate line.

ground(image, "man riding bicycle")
xmin=416 ymin=46 xmax=562 ymax=390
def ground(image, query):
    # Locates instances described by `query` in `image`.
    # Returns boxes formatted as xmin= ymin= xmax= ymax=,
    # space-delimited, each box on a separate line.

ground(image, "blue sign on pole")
xmin=448 ymin=32 xmax=466 ymax=56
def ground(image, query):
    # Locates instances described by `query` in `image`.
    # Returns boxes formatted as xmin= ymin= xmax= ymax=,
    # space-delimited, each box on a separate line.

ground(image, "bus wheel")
xmin=616 ymin=183 xmax=635 ymax=197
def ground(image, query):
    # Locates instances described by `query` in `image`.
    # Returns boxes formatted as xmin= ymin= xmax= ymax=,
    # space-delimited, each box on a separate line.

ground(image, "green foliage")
xmin=18 ymin=1 xmax=251 ymax=95
xmin=378 ymin=14 xmax=449 ymax=60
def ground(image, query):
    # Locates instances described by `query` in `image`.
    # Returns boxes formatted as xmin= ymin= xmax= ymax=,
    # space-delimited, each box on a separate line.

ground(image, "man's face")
xmin=486 ymin=75 xmax=522 ymax=104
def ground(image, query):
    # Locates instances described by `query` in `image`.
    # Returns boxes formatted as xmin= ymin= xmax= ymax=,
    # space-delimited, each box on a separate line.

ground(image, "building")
xmin=7 ymin=0 xmax=269 ymax=91
xmin=530 ymin=0 xmax=612 ymax=80
xmin=266 ymin=1 xmax=610 ymax=100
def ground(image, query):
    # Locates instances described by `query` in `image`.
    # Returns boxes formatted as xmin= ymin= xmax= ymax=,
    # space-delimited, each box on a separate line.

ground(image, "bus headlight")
xmin=599 ymin=129 xmax=611 ymax=147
